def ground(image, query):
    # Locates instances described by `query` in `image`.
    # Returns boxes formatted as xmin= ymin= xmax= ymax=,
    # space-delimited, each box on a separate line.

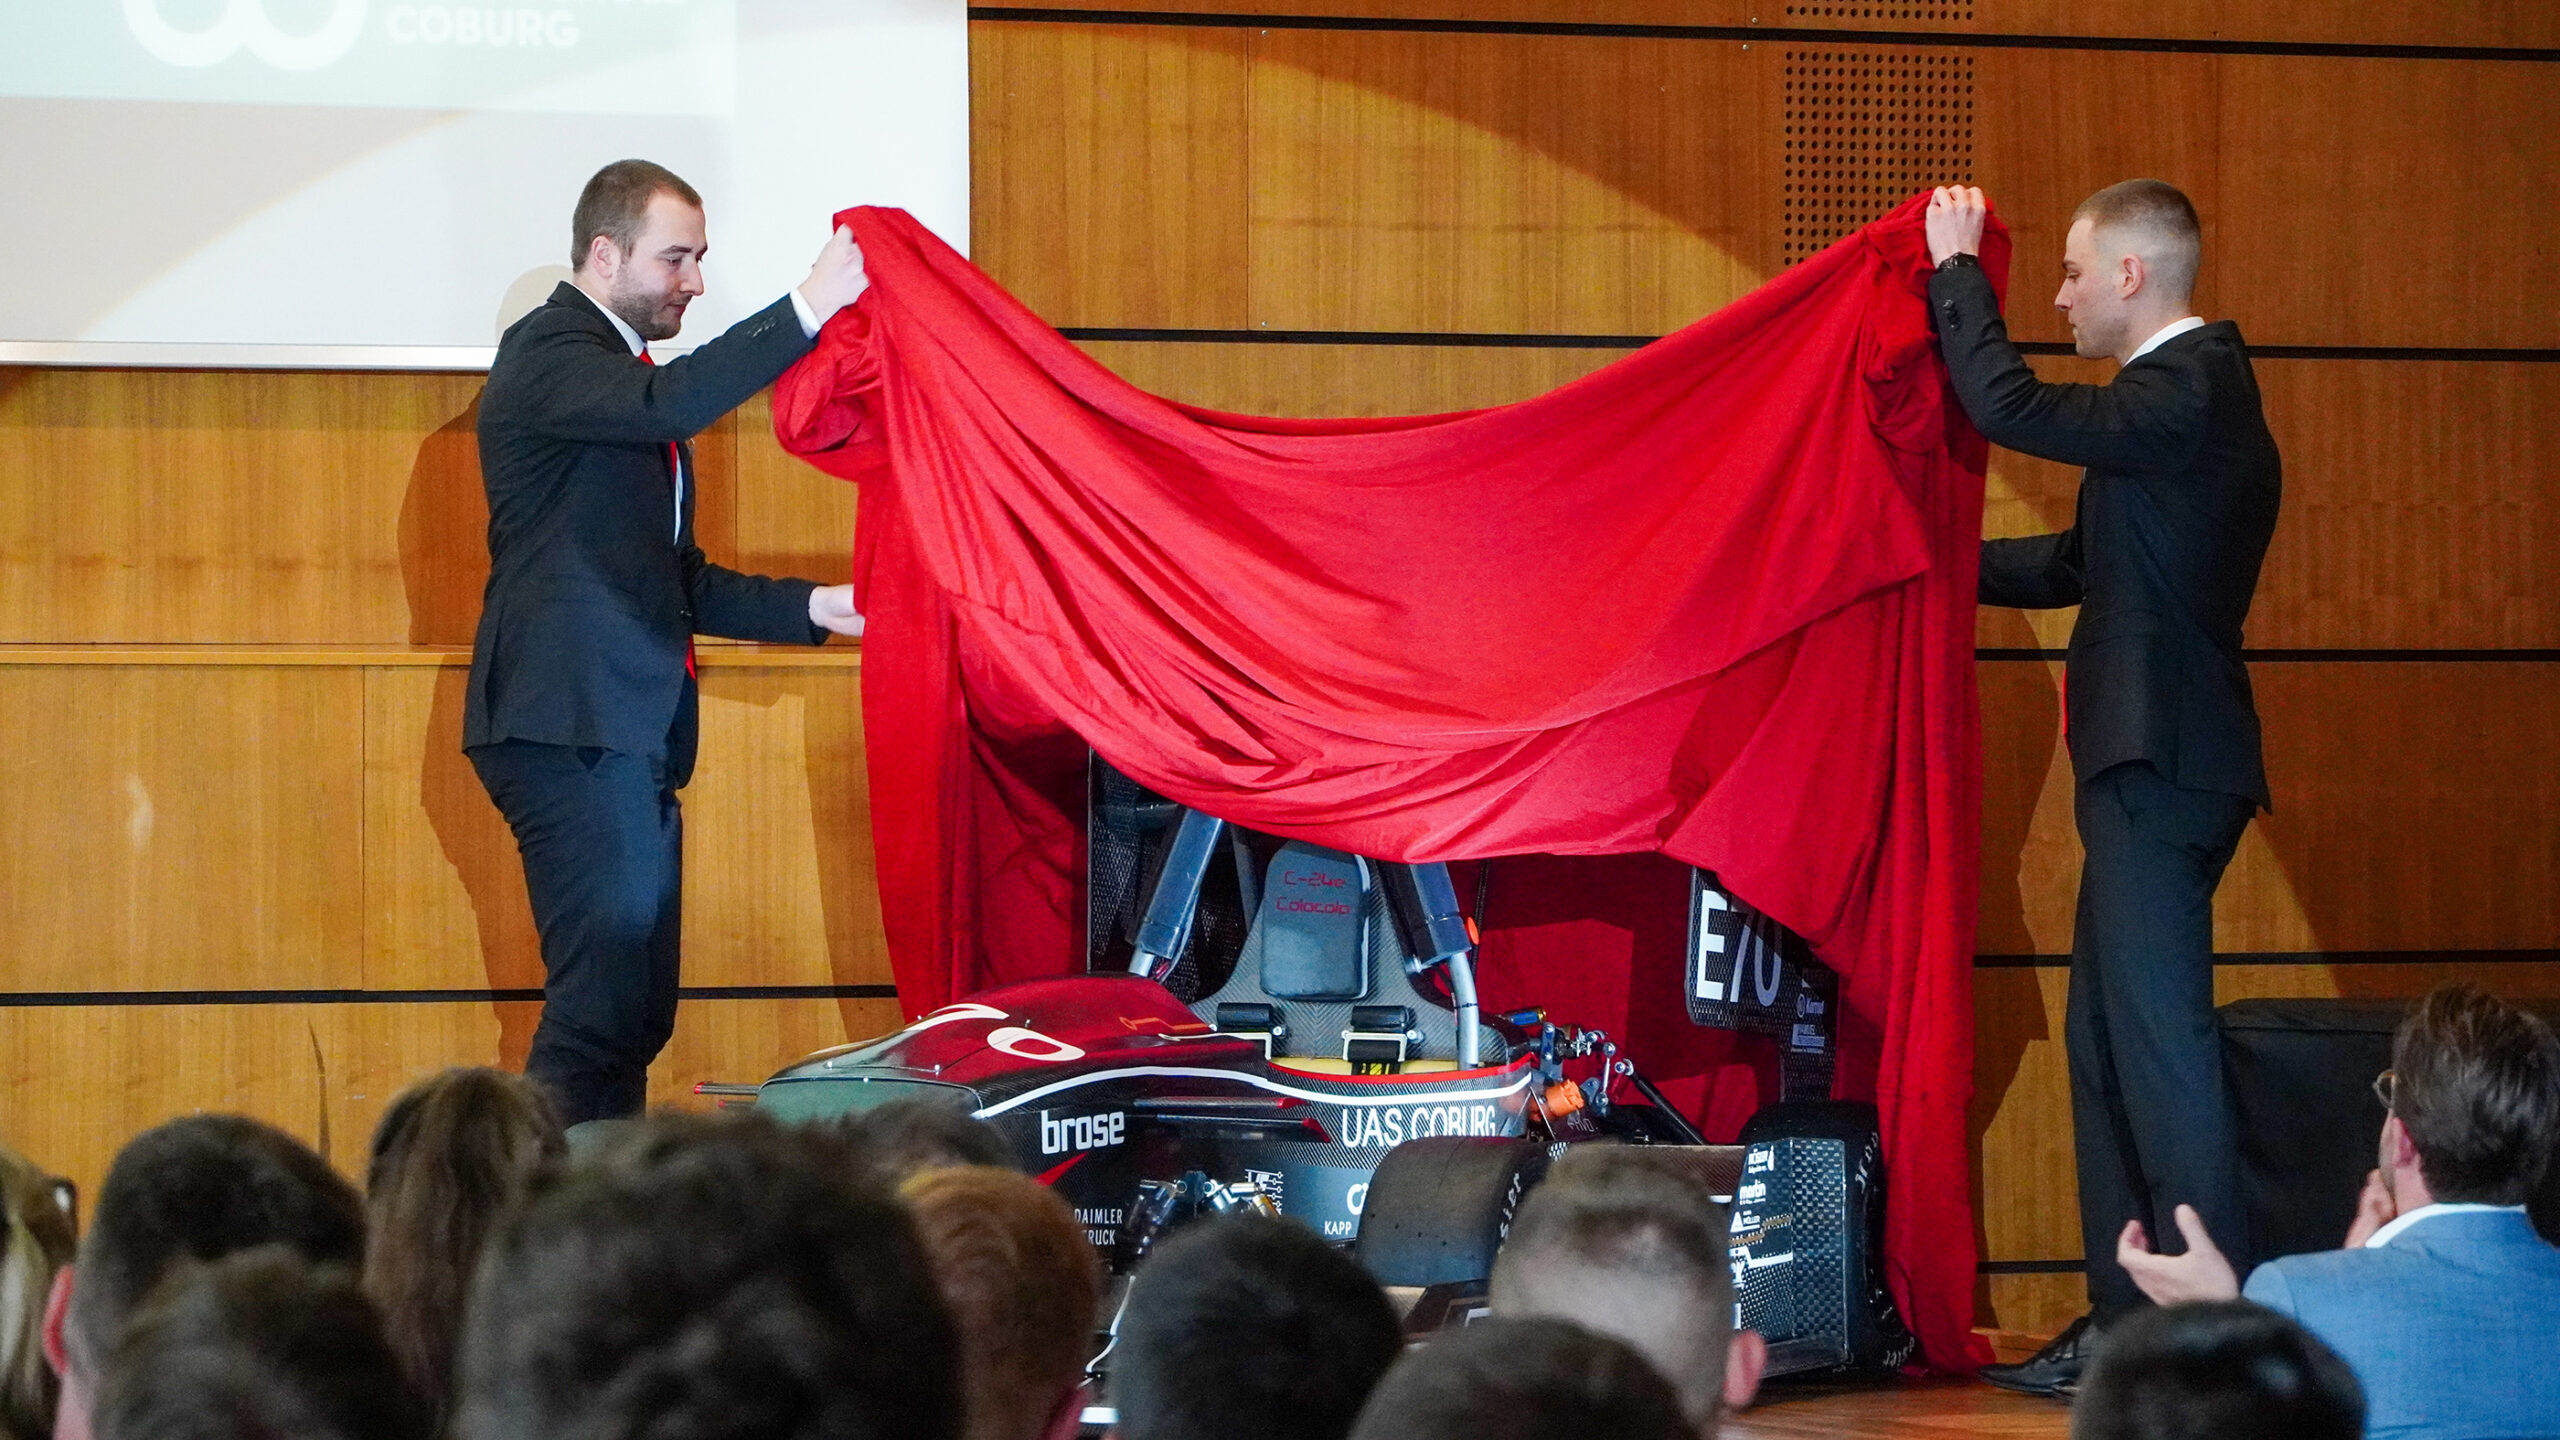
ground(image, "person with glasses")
xmin=2115 ymin=984 xmax=2560 ymax=1440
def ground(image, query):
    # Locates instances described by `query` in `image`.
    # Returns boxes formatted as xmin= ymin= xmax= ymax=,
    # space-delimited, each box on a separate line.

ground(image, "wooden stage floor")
xmin=1725 ymin=1379 xmax=2072 ymax=1438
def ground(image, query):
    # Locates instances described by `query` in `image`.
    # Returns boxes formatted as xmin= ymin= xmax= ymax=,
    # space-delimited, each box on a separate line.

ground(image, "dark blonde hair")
xmin=363 ymin=1069 xmax=563 ymax=1429
xmin=899 ymin=1167 xmax=1100 ymax=1440
xmin=571 ymin=159 xmax=702 ymax=271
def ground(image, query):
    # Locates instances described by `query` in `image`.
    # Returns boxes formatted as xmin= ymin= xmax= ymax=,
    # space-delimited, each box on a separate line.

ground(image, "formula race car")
xmin=726 ymin=762 xmax=1913 ymax=1381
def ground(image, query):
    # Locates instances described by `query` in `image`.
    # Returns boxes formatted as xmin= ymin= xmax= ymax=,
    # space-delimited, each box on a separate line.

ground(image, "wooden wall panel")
xmin=361 ymin=664 xmax=541 ymax=991
xmin=1984 ymin=358 xmax=2560 ymax=652
xmin=0 ymin=997 xmax=905 ymax=1209
xmin=1981 ymin=660 xmax=2560 ymax=957
xmin=1971 ymin=958 xmax=2560 ymax=1331
xmin=729 ymin=390 xmax=862 ymax=587
xmin=2219 ymin=58 xmax=2560 ymax=350
xmin=0 ymin=368 xmax=480 ymax=645
xmin=681 ymin=668 xmax=892 ymax=990
xmin=1247 ymin=31 xmax=1776 ymax=335
xmin=1966 ymin=51 xmax=2221 ymax=348
xmin=1078 ymin=339 xmax=1626 ymax=416
xmin=0 ymin=666 xmax=365 ymax=993
xmin=971 ymin=23 xmax=1253 ymax=329
xmin=985 ymin=2 xmax=2560 ymax=48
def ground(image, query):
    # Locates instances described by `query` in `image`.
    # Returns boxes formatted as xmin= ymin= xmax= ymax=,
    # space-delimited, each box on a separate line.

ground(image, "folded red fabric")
xmin=775 ymin=195 xmax=2008 ymax=1371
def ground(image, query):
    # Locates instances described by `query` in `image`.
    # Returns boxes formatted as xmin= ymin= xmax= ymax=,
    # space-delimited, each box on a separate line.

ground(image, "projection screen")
xmin=0 ymin=0 xmax=969 ymax=368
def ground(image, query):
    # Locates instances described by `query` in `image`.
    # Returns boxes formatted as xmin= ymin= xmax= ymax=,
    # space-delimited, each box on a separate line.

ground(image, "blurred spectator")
xmin=454 ymin=1113 xmax=960 ymax=1440
xmin=901 ymin=1166 xmax=1101 ymax=1440
xmin=2119 ymin=984 xmax=2560 ymax=1440
xmin=1491 ymin=1147 xmax=1764 ymax=1433
xmin=843 ymin=1098 xmax=1019 ymax=1181
xmin=92 ymin=1247 xmax=426 ymax=1440
xmin=1110 ymin=1215 xmax=1400 ymax=1440
xmin=47 ymin=1116 xmax=364 ymax=1440
xmin=364 ymin=1067 xmax=565 ymax=1431
xmin=2072 ymin=1301 xmax=2362 ymax=1440
xmin=0 ymin=1148 xmax=74 ymax=1440
xmin=1346 ymin=1316 xmax=1692 ymax=1440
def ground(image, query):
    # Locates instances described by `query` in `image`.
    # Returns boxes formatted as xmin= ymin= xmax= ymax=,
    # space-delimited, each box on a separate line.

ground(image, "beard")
xmin=605 ymin=280 xmax=688 ymax=342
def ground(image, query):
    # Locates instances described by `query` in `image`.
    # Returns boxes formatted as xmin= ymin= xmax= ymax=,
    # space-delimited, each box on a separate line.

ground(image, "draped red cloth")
xmin=774 ymin=197 xmax=2007 ymax=1372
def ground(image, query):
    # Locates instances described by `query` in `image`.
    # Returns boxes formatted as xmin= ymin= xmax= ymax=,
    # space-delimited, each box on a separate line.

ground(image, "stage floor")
xmin=1727 ymin=1379 xmax=2071 ymax=1438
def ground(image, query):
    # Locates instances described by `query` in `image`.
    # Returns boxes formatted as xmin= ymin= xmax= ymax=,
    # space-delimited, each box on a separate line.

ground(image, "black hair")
xmin=1111 ymin=1215 xmax=1402 ymax=1440
xmin=64 ymin=1115 xmax=365 ymax=1381
xmin=2074 ymin=1301 xmax=2364 ymax=1440
xmin=453 ymin=1113 xmax=961 ymax=1440
xmin=94 ymin=1246 xmax=426 ymax=1440
xmin=1345 ymin=1316 xmax=1692 ymax=1440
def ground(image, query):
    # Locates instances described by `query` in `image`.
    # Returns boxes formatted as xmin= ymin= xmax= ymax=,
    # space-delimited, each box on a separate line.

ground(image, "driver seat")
xmin=1189 ymin=840 xmax=1506 ymax=1072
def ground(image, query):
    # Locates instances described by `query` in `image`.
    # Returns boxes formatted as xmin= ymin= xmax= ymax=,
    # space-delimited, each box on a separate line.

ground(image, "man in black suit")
xmin=466 ymin=159 xmax=871 ymax=1124
xmin=1924 ymin=180 xmax=2283 ymax=1394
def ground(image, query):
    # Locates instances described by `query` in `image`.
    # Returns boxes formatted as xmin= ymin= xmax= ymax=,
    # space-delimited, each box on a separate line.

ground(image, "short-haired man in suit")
xmin=1925 ymin=179 xmax=2283 ymax=1394
xmin=465 ymin=159 xmax=871 ymax=1125
xmin=2117 ymin=984 xmax=2560 ymax=1440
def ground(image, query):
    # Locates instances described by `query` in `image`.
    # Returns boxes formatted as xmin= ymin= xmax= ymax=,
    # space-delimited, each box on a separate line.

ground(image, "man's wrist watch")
xmin=1935 ymin=252 xmax=1982 ymax=273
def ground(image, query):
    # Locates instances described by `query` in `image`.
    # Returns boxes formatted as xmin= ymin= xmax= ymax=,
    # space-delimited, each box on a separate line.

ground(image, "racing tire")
xmin=1352 ymin=1136 xmax=1551 ymax=1287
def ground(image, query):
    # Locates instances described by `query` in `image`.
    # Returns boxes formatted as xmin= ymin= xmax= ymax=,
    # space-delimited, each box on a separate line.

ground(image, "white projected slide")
xmin=0 ymin=0 xmax=969 ymax=367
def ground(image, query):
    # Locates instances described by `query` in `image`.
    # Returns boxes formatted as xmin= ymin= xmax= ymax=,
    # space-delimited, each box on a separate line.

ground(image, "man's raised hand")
xmin=1926 ymin=185 xmax=1988 ymax=266
xmin=798 ymin=225 xmax=869 ymax=320
xmin=2117 ymin=1204 xmax=2242 ymax=1306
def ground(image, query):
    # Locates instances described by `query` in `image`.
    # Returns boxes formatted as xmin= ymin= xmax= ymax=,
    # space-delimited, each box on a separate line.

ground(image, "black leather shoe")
xmin=1981 ymin=1313 xmax=2099 ymax=1398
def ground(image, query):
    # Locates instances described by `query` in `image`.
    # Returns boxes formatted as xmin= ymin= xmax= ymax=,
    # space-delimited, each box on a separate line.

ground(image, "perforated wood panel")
xmin=1781 ymin=49 xmax=1975 ymax=263
xmin=1786 ymin=1 xmax=1974 ymax=19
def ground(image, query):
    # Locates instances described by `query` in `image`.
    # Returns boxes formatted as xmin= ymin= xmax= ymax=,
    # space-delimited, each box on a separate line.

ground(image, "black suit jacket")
xmin=1931 ymin=262 xmax=2282 ymax=807
xmin=465 ymin=283 xmax=825 ymax=784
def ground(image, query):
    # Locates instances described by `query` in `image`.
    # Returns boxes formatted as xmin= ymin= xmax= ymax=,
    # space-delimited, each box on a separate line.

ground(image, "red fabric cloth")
xmin=774 ymin=197 xmax=2007 ymax=1372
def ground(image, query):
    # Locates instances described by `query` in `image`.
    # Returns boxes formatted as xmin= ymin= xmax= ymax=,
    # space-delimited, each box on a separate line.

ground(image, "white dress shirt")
xmin=2125 ymin=314 xmax=2208 ymax=364
xmin=582 ymin=286 xmax=827 ymax=541
xmin=2362 ymin=1201 xmax=2529 ymax=1250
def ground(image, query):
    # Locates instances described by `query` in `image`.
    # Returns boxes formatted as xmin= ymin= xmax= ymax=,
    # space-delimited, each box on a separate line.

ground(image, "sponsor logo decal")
xmin=1038 ymin=1109 xmax=1127 ymax=1157
xmin=1335 ymin=1102 xmax=1508 ymax=1149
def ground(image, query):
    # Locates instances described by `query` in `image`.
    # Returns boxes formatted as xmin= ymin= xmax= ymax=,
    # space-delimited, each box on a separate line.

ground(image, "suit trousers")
xmin=469 ymin=740 xmax=684 ymax=1126
xmin=2068 ymin=759 xmax=2254 ymax=1322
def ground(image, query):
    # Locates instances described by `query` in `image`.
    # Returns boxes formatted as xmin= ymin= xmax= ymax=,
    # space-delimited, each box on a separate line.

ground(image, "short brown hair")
xmin=571 ymin=159 xmax=702 ymax=272
xmin=899 ymin=1167 xmax=1100 ymax=1440
xmin=364 ymin=1068 xmax=564 ymax=1432
xmin=2073 ymin=178 xmax=2203 ymax=300
xmin=2392 ymin=985 xmax=2560 ymax=1205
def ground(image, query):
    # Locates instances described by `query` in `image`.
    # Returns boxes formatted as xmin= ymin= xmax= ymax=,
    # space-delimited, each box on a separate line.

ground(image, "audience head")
xmin=900 ymin=1167 xmax=1100 ymax=1440
xmin=2059 ymin=179 xmax=2203 ymax=360
xmin=2073 ymin=1301 xmax=2363 ymax=1440
xmin=1346 ymin=1317 xmax=1693 ymax=1440
xmin=92 ymin=1247 xmax=425 ymax=1440
xmin=363 ymin=1067 xmax=565 ymax=1428
xmin=1110 ymin=1215 xmax=1401 ymax=1440
xmin=51 ymin=1116 xmax=364 ymax=1438
xmin=1491 ymin=1146 xmax=1762 ymax=1431
xmin=2383 ymin=984 xmax=2560 ymax=1209
xmin=455 ymin=1112 xmax=960 ymax=1440
xmin=0 ymin=1148 xmax=74 ymax=1440
xmin=842 ymin=1099 xmax=1019 ymax=1183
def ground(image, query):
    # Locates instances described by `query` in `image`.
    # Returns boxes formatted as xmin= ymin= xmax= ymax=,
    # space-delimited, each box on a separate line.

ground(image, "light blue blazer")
xmin=2244 ymin=1208 xmax=2560 ymax=1440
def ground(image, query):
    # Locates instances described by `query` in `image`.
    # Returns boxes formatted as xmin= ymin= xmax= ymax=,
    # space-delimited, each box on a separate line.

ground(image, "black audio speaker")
xmin=1729 ymin=1101 xmax=1915 ymax=1379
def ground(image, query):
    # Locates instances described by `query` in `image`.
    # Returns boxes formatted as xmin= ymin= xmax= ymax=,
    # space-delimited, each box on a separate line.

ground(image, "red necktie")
xmin=639 ymin=348 xmax=697 ymax=679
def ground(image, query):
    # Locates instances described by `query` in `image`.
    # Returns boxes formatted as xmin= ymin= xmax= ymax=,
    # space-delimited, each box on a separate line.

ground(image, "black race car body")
xmin=755 ymin=971 xmax=1536 ymax=1252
